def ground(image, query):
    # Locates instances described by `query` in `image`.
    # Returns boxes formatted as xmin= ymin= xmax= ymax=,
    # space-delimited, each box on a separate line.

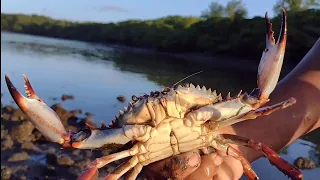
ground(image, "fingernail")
xmin=188 ymin=152 xmax=201 ymax=168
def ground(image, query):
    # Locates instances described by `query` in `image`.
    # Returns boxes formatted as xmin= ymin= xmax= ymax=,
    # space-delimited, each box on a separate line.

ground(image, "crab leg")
xmin=217 ymin=97 xmax=296 ymax=128
xmin=219 ymin=134 xmax=303 ymax=180
xmin=257 ymin=8 xmax=288 ymax=104
xmin=125 ymin=164 xmax=143 ymax=180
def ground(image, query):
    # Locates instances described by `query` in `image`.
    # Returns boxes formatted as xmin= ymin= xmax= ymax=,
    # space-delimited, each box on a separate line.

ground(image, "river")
xmin=1 ymin=32 xmax=319 ymax=179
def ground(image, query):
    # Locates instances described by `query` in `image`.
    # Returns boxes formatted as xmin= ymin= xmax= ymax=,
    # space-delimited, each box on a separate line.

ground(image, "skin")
xmin=144 ymin=38 xmax=320 ymax=180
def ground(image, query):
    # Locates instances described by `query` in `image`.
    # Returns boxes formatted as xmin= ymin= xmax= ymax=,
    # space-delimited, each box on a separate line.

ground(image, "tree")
xmin=225 ymin=0 xmax=248 ymax=20
xmin=200 ymin=2 xmax=224 ymax=19
xmin=273 ymin=0 xmax=320 ymax=14
xmin=200 ymin=0 xmax=248 ymax=20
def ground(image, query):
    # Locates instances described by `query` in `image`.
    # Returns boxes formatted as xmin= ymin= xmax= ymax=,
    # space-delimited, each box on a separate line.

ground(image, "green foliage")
xmin=1 ymin=8 xmax=320 ymax=63
xmin=201 ymin=0 xmax=248 ymax=20
xmin=273 ymin=0 xmax=320 ymax=15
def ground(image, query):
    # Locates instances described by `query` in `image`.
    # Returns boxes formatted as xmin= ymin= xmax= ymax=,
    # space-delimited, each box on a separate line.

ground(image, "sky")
xmin=1 ymin=0 xmax=278 ymax=23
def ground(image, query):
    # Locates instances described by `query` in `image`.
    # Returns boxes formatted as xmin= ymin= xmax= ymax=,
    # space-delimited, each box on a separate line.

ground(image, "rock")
xmin=1 ymin=129 xmax=9 ymax=140
xmin=57 ymin=155 xmax=75 ymax=166
xmin=294 ymin=156 xmax=316 ymax=169
xmin=116 ymin=95 xmax=126 ymax=103
xmin=2 ymin=105 xmax=15 ymax=113
xmin=1 ymin=113 xmax=11 ymax=121
xmin=7 ymin=151 xmax=30 ymax=162
xmin=19 ymin=175 xmax=27 ymax=180
xmin=44 ymin=165 xmax=56 ymax=176
xmin=61 ymin=94 xmax=75 ymax=101
xmin=50 ymin=103 xmax=75 ymax=122
xmin=10 ymin=121 xmax=35 ymax=143
xmin=74 ymin=159 xmax=91 ymax=170
xmin=1 ymin=167 xmax=11 ymax=180
xmin=70 ymin=109 xmax=83 ymax=116
xmin=11 ymin=109 xmax=28 ymax=121
xmin=46 ymin=153 xmax=57 ymax=165
xmin=21 ymin=141 xmax=42 ymax=152
xmin=1 ymin=135 xmax=14 ymax=150
xmin=84 ymin=112 xmax=95 ymax=117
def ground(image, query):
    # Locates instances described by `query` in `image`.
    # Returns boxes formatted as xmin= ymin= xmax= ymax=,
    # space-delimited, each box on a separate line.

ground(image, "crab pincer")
xmin=257 ymin=8 xmax=288 ymax=104
xmin=5 ymin=74 xmax=68 ymax=145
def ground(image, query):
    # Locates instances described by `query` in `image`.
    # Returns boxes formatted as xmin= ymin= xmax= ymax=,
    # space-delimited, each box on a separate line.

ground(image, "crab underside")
xmin=5 ymin=9 xmax=303 ymax=180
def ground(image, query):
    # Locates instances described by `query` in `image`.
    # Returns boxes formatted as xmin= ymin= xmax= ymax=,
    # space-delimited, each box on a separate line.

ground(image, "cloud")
xmin=97 ymin=5 xmax=131 ymax=13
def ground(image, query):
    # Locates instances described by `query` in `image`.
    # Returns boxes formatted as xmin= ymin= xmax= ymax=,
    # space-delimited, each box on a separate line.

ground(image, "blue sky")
xmin=1 ymin=0 xmax=278 ymax=23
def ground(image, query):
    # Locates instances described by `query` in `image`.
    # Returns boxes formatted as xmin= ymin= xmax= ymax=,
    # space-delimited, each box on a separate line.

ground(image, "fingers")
xmin=185 ymin=153 xmax=223 ymax=180
xmin=145 ymin=150 xmax=201 ymax=179
xmin=213 ymin=156 xmax=244 ymax=180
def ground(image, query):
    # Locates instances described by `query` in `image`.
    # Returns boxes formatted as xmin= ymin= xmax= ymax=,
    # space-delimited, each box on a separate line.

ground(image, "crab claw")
xmin=257 ymin=8 xmax=287 ymax=102
xmin=5 ymin=74 xmax=67 ymax=144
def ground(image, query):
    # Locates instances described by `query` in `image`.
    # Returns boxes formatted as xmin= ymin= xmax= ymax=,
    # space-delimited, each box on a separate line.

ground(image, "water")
xmin=1 ymin=32 xmax=319 ymax=179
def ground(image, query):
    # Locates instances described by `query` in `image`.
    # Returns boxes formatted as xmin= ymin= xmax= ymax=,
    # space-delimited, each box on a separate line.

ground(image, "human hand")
xmin=144 ymin=149 xmax=244 ymax=180
xmin=144 ymin=38 xmax=320 ymax=180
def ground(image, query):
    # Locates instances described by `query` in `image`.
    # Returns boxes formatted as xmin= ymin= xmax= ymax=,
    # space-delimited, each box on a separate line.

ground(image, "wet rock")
xmin=61 ymin=94 xmax=75 ymax=101
xmin=84 ymin=112 xmax=95 ymax=117
xmin=57 ymin=155 xmax=75 ymax=166
xmin=1 ymin=167 xmax=11 ymax=180
xmin=19 ymin=175 xmax=27 ymax=180
xmin=70 ymin=109 xmax=83 ymax=116
xmin=72 ymin=149 xmax=81 ymax=156
xmin=1 ymin=135 xmax=14 ymax=150
xmin=11 ymin=109 xmax=28 ymax=121
xmin=1 ymin=129 xmax=9 ymax=140
xmin=10 ymin=121 xmax=35 ymax=143
xmin=44 ymin=165 xmax=56 ymax=176
xmin=1 ymin=113 xmax=11 ymax=121
xmin=77 ymin=117 xmax=97 ymax=129
xmin=44 ymin=147 xmax=56 ymax=154
xmin=74 ymin=159 xmax=91 ymax=170
xmin=8 ymin=151 xmax=30 ymax=162
xmin=2 ymin=105 xmax=15 ymax=113
xmin=46 ymin=153 xmax=58 ymax=165
xmin=294 ymin=156 xmax=316 ymax=169
xmin=50 ymin=104 xmax=75 ymax=123
xmin=116 ymin=95 xmax=126 ymax=103
xmin=21 ymin=141 xmax=42 ymax=152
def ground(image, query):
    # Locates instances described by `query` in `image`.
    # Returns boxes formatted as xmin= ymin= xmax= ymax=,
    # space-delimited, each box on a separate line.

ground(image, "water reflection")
xmin=1 ymin=32 xmax=319 ymax=179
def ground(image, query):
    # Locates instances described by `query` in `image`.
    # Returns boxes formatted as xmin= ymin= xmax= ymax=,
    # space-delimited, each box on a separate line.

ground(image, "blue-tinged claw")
xmin=5 ymin=74 xmax=67 ymax=144
xmin=257 ymin=8 xmax=287 ymax=103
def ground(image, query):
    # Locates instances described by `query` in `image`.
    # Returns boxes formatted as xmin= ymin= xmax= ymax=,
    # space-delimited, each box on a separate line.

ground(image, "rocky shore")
xmin=1 ymin=98 xmax=144 ymax=180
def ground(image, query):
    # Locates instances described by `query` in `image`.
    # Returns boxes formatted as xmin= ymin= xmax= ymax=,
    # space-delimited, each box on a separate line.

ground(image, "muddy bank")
xmin=1 ymin=102 xmax=145 ymax=180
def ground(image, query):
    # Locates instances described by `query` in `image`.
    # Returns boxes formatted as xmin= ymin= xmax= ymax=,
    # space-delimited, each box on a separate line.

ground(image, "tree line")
xmin=1 ymin=0 xmax=320 ymax=63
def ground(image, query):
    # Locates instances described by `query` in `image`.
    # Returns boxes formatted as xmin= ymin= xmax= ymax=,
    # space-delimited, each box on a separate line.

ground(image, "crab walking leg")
xmin=217 ymin=97 xmax=296 ymax=128
xmin=220 ymin=134 xmax=303 ymax=180
xmin=257 ymin=9 xmax=287 ymax=102
xmin=214 ymin=143 xmax=259 ymax=180
xmin=125 ymin=164 xmax=143 ymax=180
xmin=104 ymin=156 xmax=140 ymax=180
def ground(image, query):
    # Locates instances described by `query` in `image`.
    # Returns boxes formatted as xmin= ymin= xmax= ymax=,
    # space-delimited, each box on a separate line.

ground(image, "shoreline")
xmin=1 ymin=31 xmax=297 ymax=74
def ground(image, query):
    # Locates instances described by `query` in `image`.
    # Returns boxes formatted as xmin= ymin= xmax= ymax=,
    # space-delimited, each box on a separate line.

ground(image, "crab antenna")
xmin=172 ymin=70 xmax=203 ymax=88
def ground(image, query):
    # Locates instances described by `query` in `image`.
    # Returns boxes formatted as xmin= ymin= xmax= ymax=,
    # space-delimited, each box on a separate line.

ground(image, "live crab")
xmin=5 ymin=9 xmax=303 ymax=180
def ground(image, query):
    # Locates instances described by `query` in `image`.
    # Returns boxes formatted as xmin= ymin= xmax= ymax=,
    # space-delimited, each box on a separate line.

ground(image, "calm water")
xmin=1 ymin=32 xmax=319 ymax=179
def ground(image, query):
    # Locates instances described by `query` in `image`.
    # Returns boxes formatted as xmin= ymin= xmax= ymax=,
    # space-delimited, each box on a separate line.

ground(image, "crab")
xmin=4 ymin=9 xmax=303 ymax=180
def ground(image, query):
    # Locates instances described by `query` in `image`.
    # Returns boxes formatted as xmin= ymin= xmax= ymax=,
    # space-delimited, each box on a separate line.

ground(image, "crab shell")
xmin=5 ymin=9 xmax=303 ymax=180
